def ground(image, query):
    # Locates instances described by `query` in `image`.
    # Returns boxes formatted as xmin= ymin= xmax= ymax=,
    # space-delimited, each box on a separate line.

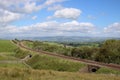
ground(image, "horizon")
xmin=0 ymin=0 xmax=120 ymax=38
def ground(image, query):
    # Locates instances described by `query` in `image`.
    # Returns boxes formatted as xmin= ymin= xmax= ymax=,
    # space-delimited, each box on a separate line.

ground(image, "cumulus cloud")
xmin=0 ymin=21 xmax=95 ymax=37
xmin=0 ymin=0 xmax=65 ymax=14
xmin=60 ymin=21 xmax=95 ymax=33
xmin=0 ymin=0 xmax=65 ymax=27
xmin=54 ymin=8 xmax=82 ymax=19
xmin=104 ymin=22 xmax=120 ymax=33
xmin=0 ymin=0 xmax=38 ymax=13
xmin=0 ymin=9 xmax=22 ymax=26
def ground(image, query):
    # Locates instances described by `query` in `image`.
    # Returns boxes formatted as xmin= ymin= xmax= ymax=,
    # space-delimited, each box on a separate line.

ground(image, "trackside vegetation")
xmin=24 ymin=40 xmax=120 ymax=64
xmin=26 ymin=54 xmax=86 ymax=72
xmin=0 ymin=39 xmax=120 ymax=80
xmin=0 ymin=68 xmax=120 ymax=80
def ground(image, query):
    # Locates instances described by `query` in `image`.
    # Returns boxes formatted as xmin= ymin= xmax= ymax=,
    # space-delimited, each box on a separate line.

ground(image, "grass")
xmin=0 ymin=53 xmax=18 ymax=60
xmin=23 ymin=41 xmax=33 ymax=48
xmin=23 ymin=41 xmax=73 ymax=56
xmin=27 ymin=54 xmax=120 ymax=74
xmin=14 ymin=48 xmax=30 ymax=59
xmin=0 ymin=40 xmax=17 ymax=52
xmin=23 ymin=41 xmax=120 ymax=74
xmin=96 ymin=67 xmax=120 ymax=74
xmin=0 ymin=39 xmax=120 ymax=77
xmin=0 ymin=63 xmax=27 ymax=68
xmin=0 ymin=68 xmax=120 ymax=80
xmin=26 ymin=54 xmax=86 ymax=72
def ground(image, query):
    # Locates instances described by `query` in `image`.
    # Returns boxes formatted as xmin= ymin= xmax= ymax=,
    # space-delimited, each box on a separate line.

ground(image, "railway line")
xmin=12 ymin=40 xmax=120 ymax=71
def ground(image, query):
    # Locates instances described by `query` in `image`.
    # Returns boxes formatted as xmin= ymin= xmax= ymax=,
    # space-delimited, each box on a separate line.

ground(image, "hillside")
xmin=0 ymin=68 xmax=120 ymax=80
xmin=0 ymin=40 xmax=28 ymax=69
xmin=15 ymin=36 xmax=120 ymax=42
xmin=0 ymin=40 xmax=17 ymax=52
xmin=0 ymin=40 xmax=120 ymax=80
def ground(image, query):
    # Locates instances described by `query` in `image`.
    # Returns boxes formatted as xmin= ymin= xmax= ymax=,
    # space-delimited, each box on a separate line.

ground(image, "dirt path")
xmin=12 ymin=40 xmax=120 ymax=71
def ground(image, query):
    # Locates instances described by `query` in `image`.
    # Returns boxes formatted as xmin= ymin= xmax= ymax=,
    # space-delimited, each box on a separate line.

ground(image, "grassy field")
xmin=0 ymin=39 xmax=120 ymax=80
xmin=0 ymin=53 xmax=18 ymax=60
xmin=24 ymin=40 xmax=120 ymax=74
xmin=0 ymin=40 xmax=17 ymax=52
xmin=0 ymin=62 xmax=27 ymax=68
xmin=26 ymin=54 xmax=86 ymax=72
xmin=26 ymin=54 xmax=120 ymax=74
xmin=0 ymin=68 xmax=120 ymax=80
xmin=97 ymin=67 xmax=120 ymax=74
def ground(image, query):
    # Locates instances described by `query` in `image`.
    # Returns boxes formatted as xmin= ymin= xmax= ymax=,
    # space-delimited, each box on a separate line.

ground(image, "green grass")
xmin=96 ymin=67 xmax=120 ymax=74
xmin=14 ymin=48 xmax=30 ymax=59
xmin=0 ymin=39 xmax=120 ymax=76
xmin=24 ymin=41 xmax=72 ymax=56
xmin=0 ymin=63 xmax=27 ymax=68
xmin=0 ymin=68 xmax=120 ymax=80
xmin=0 ymin=54 xmax=18 ymax=60
xmin=23 ymin=41 xmax=33 ymax=48
xmin=26 ymin=54 xmax=86 ymax=72
xmin=26 ymin=54 xmax=120 ymax=74
xmin=0 ymin=40 xmax=17 ymax=52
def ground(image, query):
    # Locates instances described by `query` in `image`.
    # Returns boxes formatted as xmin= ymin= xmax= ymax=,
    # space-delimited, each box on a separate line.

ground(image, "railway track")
xmin=12 ymin=40 xmax=120 ymax=71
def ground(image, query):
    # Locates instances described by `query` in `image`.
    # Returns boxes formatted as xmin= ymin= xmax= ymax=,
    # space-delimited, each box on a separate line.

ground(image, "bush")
xmin=95 ymin=40 xmax=120 ymax=64
xmin=71 ymin=46 xmax=98 ymax=60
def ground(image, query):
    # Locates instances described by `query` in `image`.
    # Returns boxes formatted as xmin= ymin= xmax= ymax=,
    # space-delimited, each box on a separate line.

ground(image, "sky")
xmin=0 ymin=0 xmax=120 ymax=38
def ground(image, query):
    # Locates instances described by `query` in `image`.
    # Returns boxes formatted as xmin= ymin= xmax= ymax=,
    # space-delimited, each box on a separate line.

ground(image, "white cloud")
xmin=0 ymin=0 xmax=36 ymax=13
xmin=48 ymin=4 xmax=64 ymax=11
xmin=0 ymin=21 xmax=95 ymax=37
xmin=104 ymin=22 xmax=120 ymax=33
xmin=21 ymin=2 xmax=40 ymax=13
xmin=0 ymin=0 xmax=65 ymax=14
xmin=32 ymin=16 xmax=37 ymax=20
xmin=0 ymin=0 xmax=66 ymax=27
xmin=60 ymin=21 xmax=95 ymax=33
xmin=54 ymin=8 xmax=82 ymax=19
xmin=0 ymin=9 xmax=22 ymax=26
xmin=44 ymin=0 xmax=65 ymax=5
xmin=46 ymin=16 xmax=53 ymax=20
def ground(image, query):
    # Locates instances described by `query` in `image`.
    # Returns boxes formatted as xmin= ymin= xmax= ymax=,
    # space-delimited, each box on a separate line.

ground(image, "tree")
xmin=71 ymin=46 xmax=98 ymax=59
xmin=95 ymin=40 xmax=120 ymax=64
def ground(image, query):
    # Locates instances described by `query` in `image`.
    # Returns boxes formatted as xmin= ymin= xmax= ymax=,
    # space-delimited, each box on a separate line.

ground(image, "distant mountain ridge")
xmin=1 ymin=36 xmax=120 ymax=42
xmin=18 ymin=36 xmax=120 ymax=42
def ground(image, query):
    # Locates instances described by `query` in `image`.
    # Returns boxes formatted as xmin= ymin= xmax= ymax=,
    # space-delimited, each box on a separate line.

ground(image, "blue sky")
xmin=0 ymin=0 xmax=120 ymax=38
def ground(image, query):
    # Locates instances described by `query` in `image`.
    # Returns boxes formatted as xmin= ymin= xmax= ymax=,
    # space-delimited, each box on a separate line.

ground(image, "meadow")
xmin=0 ymin=68 xmax=120 ymax=80
xmin=0 ymin=40 xmax=17 ymax=52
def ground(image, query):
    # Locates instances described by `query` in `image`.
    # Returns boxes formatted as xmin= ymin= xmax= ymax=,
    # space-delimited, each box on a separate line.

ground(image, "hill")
xmin=0 ymin=40 xmax=120 ymax=80
xmin=0 ymin=68 xmax=120 ymax=80
xmin=15 ymin=36 xmax=120 ymax=42
xmin=0 ymin=40 xmax=17 ymax=52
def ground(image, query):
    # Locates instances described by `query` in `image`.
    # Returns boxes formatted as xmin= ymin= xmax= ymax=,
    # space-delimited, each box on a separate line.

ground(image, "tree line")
xmin=27 ymin=39 xmax=120 ymax=64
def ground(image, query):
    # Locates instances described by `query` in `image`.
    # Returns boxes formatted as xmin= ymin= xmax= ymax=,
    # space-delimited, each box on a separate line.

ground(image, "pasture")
xmin=0 ymin=40 xmax=17 ymax=52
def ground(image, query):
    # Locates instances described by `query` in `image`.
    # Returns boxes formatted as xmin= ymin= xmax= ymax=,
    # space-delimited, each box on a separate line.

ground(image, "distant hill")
xmin=20 ymin=36 xmax=120 ymax=42
xmin=1 ymin=36 xmax=120 ymax=42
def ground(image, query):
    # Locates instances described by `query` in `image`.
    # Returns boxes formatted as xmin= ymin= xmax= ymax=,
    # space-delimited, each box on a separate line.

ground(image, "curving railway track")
xmin=12 ymin=40 xmax=120 ymax=71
